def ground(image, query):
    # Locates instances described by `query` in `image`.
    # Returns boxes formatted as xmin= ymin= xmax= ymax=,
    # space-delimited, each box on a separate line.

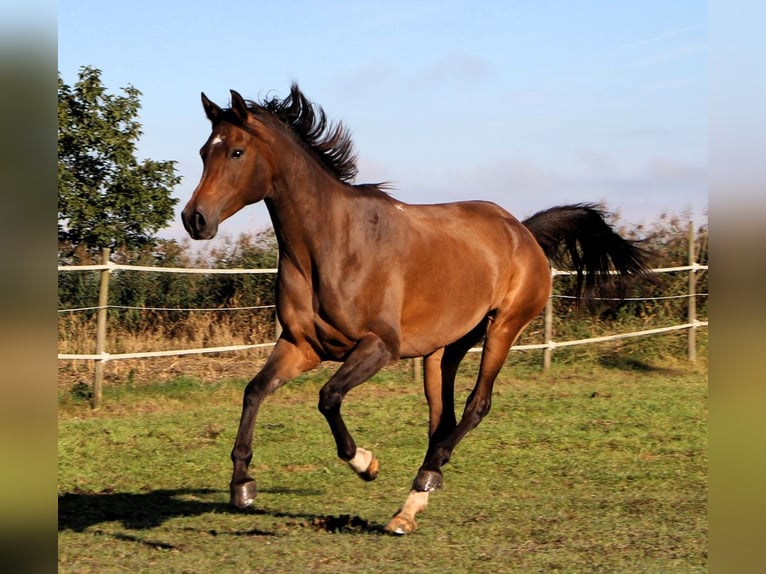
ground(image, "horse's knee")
xmin=242 ymin=375 xmax=274 ymax=408
xmin=317 ymin=386 xmax=343 ymax=416
xmin=474 ymin=397 xmax=491 ymax=418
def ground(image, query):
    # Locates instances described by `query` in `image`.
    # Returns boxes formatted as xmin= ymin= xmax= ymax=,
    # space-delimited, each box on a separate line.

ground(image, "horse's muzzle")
xmin=181 ymin=207 xmax=218 ymax=240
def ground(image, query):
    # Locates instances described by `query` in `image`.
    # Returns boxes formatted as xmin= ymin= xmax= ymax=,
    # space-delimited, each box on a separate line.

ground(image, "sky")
xmin=58 ymin=0 xmax=707 ymax=244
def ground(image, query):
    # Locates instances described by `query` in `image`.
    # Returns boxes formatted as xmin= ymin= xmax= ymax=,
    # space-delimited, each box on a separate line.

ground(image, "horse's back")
xmin=401 ymin=199 xmax=547 ymax=283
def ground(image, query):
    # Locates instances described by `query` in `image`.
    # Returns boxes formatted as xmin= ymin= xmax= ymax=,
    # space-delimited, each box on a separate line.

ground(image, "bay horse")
xmin=181 ymin=84 xmax=647 ymax=534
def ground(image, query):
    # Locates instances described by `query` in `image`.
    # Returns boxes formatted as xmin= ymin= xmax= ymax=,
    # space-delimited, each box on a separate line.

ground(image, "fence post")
xmin=411 ymin=357 xmax=423 ymax=385
xmin=687 ymin=222 xmax=697 ymax=364
xmin=543 ymin=272 xmax=554 ymax=371
xmin=274 ymin=249 xmax=283 ymax=341
xmin=92 ymin=247 xmax=110 ymax=409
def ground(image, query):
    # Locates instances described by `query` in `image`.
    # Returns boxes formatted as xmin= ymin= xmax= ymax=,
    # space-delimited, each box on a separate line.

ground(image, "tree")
xmin=58 ymin=66 xmax=180 ymax=255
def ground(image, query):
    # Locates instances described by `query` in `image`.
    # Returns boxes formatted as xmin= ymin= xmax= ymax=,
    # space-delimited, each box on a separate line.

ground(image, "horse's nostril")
xmin=193 ymin=211 xmax=206 ymax=231
xmin=182 ymin=207 xmax=217 ymax=239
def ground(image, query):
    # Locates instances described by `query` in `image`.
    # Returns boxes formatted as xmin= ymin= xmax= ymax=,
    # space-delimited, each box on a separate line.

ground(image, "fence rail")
xmin=57 ymin=265 xmax=708 ymax=362
xmin=58 ymin=224 xmax=708 ymax=408
xmin=56 ymin=262 xmax=279 ymax=274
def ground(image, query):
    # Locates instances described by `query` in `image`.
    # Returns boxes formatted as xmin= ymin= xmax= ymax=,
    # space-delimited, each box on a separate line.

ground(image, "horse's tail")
xmin=522 ymin=203 xmax=650 ymax=305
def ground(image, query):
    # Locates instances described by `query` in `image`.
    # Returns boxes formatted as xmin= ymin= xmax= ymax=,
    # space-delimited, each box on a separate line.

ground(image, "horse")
xmin=181 ymin=84 xmax=648 ymax=534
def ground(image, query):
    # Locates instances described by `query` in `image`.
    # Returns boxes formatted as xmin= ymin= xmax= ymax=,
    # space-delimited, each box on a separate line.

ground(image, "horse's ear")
xmin=201 ymin=92 xmax=221 ymax=122
xmin=230 ymin=90 xmax=250 ymax=122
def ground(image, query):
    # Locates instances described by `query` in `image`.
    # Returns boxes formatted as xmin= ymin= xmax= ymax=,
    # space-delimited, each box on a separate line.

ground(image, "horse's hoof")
xmin=229 ymin=479 xmax=257 ymax=509
xmin=384 ymin=514 xmax=417 ymax=535
xmin=359 ymin=453 xmax=380 ymax=482
xmin=348 ymin=448 xmax=380 ymax=482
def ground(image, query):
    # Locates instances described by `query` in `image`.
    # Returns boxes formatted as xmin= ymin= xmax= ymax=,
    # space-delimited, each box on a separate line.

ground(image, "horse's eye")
xmin=231 ymin=149 xmax=244 ymax=159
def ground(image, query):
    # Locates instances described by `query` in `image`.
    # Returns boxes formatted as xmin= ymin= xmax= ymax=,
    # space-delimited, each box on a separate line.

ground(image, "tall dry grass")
xmin=57 ymin=309 xmax=276 ymax=387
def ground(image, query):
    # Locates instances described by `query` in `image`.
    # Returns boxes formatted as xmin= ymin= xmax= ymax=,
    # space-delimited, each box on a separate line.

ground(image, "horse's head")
xmin=182 ymin=90 xmax=275 ymax=240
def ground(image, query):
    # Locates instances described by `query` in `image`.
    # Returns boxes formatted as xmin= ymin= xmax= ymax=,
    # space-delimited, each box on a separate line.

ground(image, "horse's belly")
xmin=398 ymin=289 xmax=492 ymax=358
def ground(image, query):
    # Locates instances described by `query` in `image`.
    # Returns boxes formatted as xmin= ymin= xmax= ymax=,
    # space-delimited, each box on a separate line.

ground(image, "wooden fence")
xmin=58 ymin=224 xmax=707 ymax=408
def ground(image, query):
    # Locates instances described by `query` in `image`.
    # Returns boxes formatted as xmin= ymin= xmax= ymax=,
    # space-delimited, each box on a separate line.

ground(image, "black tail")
xmin=523 ymin=203 xmax=649 ymax=304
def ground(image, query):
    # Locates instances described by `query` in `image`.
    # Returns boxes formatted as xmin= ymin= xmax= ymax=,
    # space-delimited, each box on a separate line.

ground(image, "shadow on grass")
xmin=598 ymin=354 xmax=682 ymax=374
xmin=58 ymin=488 xmax=385 ymax=535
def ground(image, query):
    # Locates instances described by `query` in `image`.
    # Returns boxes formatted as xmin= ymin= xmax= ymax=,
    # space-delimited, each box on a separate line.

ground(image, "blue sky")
xmin=58 ymin=0 xmax=707 ymax=242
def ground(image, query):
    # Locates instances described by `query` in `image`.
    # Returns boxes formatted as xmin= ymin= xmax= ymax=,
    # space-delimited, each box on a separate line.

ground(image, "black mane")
xmin=243 ymin=84 xmax=359 ymax=183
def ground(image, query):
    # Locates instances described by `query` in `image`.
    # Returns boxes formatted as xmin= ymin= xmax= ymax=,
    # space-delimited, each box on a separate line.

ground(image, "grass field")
xmin=58 ymin=355 xmax=707 ymax=573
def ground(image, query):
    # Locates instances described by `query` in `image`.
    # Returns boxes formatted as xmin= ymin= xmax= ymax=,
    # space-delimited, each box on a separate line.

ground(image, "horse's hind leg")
xmin=318 ymin=332 xmax=395 ymax=481
xmin=386 ymin=313 xmax=531 ymax=534
xmin=385 ymin=326 xmax=484 ymax=534
xmin=229 ymin=339 xmax=318 ymax=508
xmin=384 ymin=348 xmax=453 ymax=535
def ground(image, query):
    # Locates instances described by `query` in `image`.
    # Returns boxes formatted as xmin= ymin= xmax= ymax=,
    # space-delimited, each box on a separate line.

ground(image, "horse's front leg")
xmin=317 ymin=333 xmax=395 ymax=482
xmin=230 ymin=339 xmax=318 ymax=508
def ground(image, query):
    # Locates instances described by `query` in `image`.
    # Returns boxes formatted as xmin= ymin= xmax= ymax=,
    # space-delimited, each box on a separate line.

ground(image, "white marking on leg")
xmin=347 ymin=447 xmax=373 ymax=475
xmin=386 ymin=489 xmax=430 ymax=534
xmin=399 ymin=489 xmax=429 ymax=519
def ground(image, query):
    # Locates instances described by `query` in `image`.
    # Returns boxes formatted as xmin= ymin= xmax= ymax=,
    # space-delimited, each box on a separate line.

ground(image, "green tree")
xmin=58 ymin=66 xmax=180 ymax=255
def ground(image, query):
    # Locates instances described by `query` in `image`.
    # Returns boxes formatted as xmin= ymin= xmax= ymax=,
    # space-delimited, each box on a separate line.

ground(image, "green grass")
xmin=58 ymin=357 xmax=707 ymax=573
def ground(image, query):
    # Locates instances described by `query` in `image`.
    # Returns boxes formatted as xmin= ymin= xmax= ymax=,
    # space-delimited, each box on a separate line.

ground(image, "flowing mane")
xmin=227 ymin=84 xmax=360 ymax=183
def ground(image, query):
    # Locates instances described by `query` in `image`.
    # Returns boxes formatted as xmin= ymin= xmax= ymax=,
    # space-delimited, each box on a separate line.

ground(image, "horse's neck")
xmin=264 ymin=165 xmax=347 ymax=267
